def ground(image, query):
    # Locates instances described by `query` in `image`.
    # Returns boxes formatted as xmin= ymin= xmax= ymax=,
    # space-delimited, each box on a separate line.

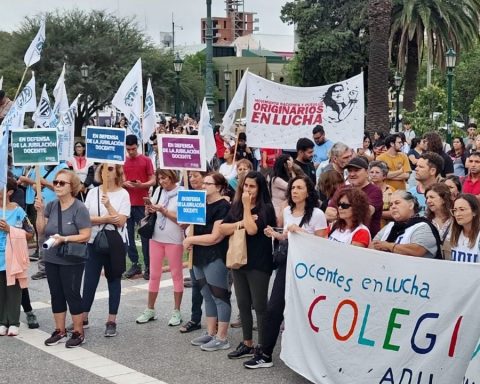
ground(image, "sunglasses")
xmin=53 ymin=180 xmax=71 ymax=187
xmin=338 ymin=202 xmax=352 ymax=210
xmin=105 ymin=166 xmax=115 ymax=172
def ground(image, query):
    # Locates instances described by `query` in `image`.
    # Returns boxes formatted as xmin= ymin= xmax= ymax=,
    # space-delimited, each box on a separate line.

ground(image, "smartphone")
xmin=143 ymin=197 xmax=152 ymax=205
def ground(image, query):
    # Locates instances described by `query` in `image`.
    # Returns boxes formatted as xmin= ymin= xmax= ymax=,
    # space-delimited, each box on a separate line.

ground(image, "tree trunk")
xmin=403 ymin=38 xmax=419 ymax=111
xmin=366 ymin=0 xmax=392 ymax=134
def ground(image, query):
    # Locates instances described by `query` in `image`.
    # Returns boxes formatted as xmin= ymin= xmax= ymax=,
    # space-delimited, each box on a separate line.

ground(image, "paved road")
xmin=0 ymin=261 xmax=312 ymax=384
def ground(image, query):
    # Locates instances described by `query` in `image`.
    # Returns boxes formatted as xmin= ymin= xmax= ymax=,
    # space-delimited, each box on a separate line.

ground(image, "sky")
xmin=1 ymin=0 xmax=294 ymax=46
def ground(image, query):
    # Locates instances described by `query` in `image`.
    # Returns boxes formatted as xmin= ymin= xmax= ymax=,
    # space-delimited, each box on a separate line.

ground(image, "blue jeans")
xmin=126 ymin=206 xmax=150 ymax=269
xmin=82 ymin=244 xmax=122 ymax=315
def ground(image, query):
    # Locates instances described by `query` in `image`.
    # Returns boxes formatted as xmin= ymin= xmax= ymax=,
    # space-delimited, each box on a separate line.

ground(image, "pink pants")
xmin=148 ymin=240 xmax=184 ymax=293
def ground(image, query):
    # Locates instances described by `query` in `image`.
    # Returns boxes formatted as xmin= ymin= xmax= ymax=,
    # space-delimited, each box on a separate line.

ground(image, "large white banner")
xmin=281 ymin=233 xmax=480 ymax=384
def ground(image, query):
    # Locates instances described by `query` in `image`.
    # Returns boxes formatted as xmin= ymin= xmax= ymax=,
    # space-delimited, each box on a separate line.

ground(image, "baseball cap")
xmin=346 ymin=157 xmax=368 ymax=170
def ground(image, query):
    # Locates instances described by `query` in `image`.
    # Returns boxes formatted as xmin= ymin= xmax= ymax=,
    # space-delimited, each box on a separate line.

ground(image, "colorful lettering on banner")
xmin=281 ymin=233 xmax=480 ymax=384
xmin=245 ymin=73 xmax=364 ymax=150
xmin=158 ymin=134 xmax=206 ymax=172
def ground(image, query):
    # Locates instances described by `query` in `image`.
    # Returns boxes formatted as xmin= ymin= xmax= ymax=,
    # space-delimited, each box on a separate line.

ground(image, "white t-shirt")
xmin=151 ymin=186 xmax=184 ymax=245
xmin=219 ymin=162 xmax=237 ymax=180
xmin=283 ymin=206 xmax=327 ymax=234
xmin=84 ymin=186 xmax=131 ymax=243
xmin=450 ymin=231 xmax=480 ymax=263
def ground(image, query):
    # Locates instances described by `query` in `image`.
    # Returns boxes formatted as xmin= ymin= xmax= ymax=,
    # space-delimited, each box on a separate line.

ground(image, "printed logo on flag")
xmin=38 ymin=96 xmax=51 ymax=118
xmin=16 ymin=87 xmax=33 ymax=109
xmin=125 ymin=83 xmax=139 ymax=107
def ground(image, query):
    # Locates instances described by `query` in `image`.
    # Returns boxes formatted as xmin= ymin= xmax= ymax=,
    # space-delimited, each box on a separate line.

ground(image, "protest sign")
xmin=281 ymin=233 xmax=480 ymax=384
xmin=11 ymin=129 xmax=58 ymax=165
xmin=158 ymin=134 xmax=206 ymax=171
xmin=177 ymin=190 xmax=207 ymax=225
xmin=222 ymin=72 xmax=364 ymax=151
xmin=85 ymin=126 xmax=126 ymax=164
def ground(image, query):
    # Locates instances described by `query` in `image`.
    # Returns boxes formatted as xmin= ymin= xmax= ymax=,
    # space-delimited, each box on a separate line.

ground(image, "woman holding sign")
xmin=82 ymin=164 xmax=130 ymax=337
xmin=136 ymin=169 xmax=185 ymax=327
xmin=183 ymin=172 xmax=232 ymax=351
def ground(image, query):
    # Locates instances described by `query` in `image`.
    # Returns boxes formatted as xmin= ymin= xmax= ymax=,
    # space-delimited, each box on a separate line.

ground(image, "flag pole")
xmin=13 ymin=67 xmax=29 ymax=101
xmin=2 ymin=187 xmax=6 ymax=220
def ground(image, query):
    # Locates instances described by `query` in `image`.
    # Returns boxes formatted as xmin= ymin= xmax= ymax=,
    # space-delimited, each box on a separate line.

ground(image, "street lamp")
xmin=80 ymin=63 xmax=89 ymax=126
xmin=394 ymin=72 xmax=402 ymax=132
xmin=446 ymin=48 xmax=457 ymax=145
xmin=173 ymin=52 xmax=183 ymax=120
xmin=224 ymin=66 xmax=231 ymax=111
xmin=205 ymin=0 xmax=215 ymax=120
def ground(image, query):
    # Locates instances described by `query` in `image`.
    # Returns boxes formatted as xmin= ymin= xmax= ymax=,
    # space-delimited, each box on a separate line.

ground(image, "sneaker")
xmin=25 ymin=311 xmax=39 ymax=329
xmin=31 ymin=271 xmax=47 ymax=280
xmin=66 ymin=331 xmax=85 ymax=348
xmin=168 ymin=309 xmax=182 ymax=326
xmin=29 ymin=251 xmax=40 ymax=261
xmin=200 ymin=336 xmax=231 ymax=351
xmin=0 ymin=325 xmax=7 ymax=336
xmin=227 ymin=342 xmax=255 ymax=359
xmin=230 ymin=315 xmax=242 ymax=328
xmin=191 ymin=332 xmax=214 ymax=346
xmin=180 ymin=320 xmax=201 ymax=333
xmin=104 ymin=321 xmax=117 ymax=337
xmin=124 ymin=263 xmax=142 ymax=279
xmin=45 ymin=329 xmax=67 ymax=346
xmin=7 ymin=326 xmax=19 ymax=336
xmin=66 ymin=320 xmax=89 ymax=331
xmin=244 ymin=348 xmax=273 ymax=369
xmin=143 ymin=268 xmax=150 ymax=280
xmin=136 ymin=308 xmax=157 ymax=324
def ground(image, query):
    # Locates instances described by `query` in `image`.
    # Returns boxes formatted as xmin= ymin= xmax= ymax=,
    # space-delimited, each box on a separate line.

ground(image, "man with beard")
xmin=294 ymin=138 xmax=316 ymax=184
xmin=312 ymin=125 xmax=333 ymax=166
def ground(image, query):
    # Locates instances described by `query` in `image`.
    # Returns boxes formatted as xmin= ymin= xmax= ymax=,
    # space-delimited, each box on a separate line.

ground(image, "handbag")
xmin=56 ymin=201 xmax=88 ymax=261
xmin=272 ymin=238 xmax=288 ymax=269
xmin=226 ymin=224 xmax=248 ymax=269
xmin=138 ymin=188 xmax=162 ymax=239
xmin=92 ymin=188 xmax=110 ymax=254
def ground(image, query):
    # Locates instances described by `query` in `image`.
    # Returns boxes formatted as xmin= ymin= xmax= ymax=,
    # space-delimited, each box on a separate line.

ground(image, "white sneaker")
xmin=0 ymin=325 xmax=7 ymax=336
xmin=7 ymin=326 xmax=19 ymax=336
xmin=168 ymin=309 xmax=182 ymax=326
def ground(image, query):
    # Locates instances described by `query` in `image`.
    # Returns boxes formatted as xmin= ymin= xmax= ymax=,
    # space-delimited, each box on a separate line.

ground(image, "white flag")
xmin=199 ymin=98 xmax=216 ymax=162
xmin=1 ymin=73 xmax=36 ymax=130
xmin=0 ymin=76 xmax=3 ymax=90
xmin=221 ymin=68 xmax=248 ymax=137
xmin=24 ymin=18 xmax=46 ymax=67
xmin=33 ymin=84 xmax=53 ymax=128
xmin=57 ymin=94 xmax=80 ymax=161
xmin=143 ymin=78 xmax=156 ymax=143
xmin=52 ymin=63 xmax=69 ymax=127
xmin=112 ymin=58 xmax=143 ymax=142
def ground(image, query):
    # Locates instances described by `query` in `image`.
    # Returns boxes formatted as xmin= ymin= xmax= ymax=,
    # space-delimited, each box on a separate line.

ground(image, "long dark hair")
xmin=323 ymin=84 xmax=345 ymax=114
xmin=448 ymin=136 xmax=466 ymax=157
xmin=425 ymin=183 xmax=452 ymax=222
xmin=451 ymin=194 xmax=480 ymax=248
xmin=287 ymin=175 xmax=319 ymax=228
xmin=229 ymin=171 xmax=273 ymax=223
xmin=272 ymin=154 xmax=292 ymax=183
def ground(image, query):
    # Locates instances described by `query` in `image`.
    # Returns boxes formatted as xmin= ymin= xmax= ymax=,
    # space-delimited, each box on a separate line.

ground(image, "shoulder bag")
xmin=92 ymin=188 xmax=111 ymax=254
xmin=138 ymin=188 xmax=162 ymax=239
xmin=226 ymin=223 xmax=247 ymax=269
xmin=57 ymin=201 xmax=88 ymax=261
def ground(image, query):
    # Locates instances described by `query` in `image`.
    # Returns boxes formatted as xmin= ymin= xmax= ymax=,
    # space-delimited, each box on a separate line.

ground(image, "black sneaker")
xmin=25 ymin=311 xmax=39 ymax=329
xmin=124 ymin=263 xmax=142 ymax=279
xmin=31 ymin=271 xmax=47 ymax=280
xmin=143 ymin=268 xmax=150 ymax=280
xmin=244 ymin=346 xmax=273 ymax=369
xmin=227 ymin=342 xmax=255 ymax=359
xmin=104 ymin=322 xmax=117 ymax=337
xmin=29 ymin=251 xmax=39 ymax=261
xmin=66 ymin=331 xmax=85 ymax=348
xmin=44 ymin=329 xmax=67 ymax=346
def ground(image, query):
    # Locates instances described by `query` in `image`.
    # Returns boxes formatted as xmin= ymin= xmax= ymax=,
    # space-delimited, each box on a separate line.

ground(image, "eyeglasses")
xmin=338 ymin=202 xmax=352 ymax=210
xmin=106 ymin=166 xmax=115 ymax=172
xmin=451 ymin=208 xmax=471 ymax=215
xmin=202 ymin=182 xmax=216 ymax=186
xmin=53 ymin=180 xmax=71 ymax=187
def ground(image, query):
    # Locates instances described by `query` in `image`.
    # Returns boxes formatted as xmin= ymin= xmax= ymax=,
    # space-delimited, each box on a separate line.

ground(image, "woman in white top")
xmin=450 ymin=194 xmax=480 ymax=263
xmin=68 ymin=141 xmax=93 ymax=199
xmin=245 ymin=175 xmax=327 ymax=369
xmin=136 ymin=169 xmax=185 ymax=326
xmin=328 ymin=186 xmax=371 ymax=248
xmin=219 ymin=147 xmax=237 ymax=181
xmin=82 ymin=164 xmax=130 ymax=336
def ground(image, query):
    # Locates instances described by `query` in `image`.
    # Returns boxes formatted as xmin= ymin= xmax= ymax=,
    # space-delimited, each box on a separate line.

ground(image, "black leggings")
xmin=21 ymin=288 xmax=33 ymax=313
xmin=45 ymin=262 xmax=85 ymax=315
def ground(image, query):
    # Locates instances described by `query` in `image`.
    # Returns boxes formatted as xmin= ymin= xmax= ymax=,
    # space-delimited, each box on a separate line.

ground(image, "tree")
xmin=281 ymin=0 xmax=369 ymax=86
xmin=366 ymin=0 xmax=392 ymax=133
xmin=390 ymin=0 xmax=480 ymax=111
xmin=454 ymin=43 xmax=480 ymax=123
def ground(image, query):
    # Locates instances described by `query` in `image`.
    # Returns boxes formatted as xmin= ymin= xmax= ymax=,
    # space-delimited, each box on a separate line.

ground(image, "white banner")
xmin=198 ymin=98 xmax=216 ymax=162
xmin=112 ymin=58 xmax=143 ymax=142
xmin=57 ymin=94 xmax=79 ymax=161
xmin=143 ymin=78 xmax=155 ymax=143
xmin=24 ymin=18 xmax=46 ymax=67
xmin=281 ymin=233 xmax=480 ymax=384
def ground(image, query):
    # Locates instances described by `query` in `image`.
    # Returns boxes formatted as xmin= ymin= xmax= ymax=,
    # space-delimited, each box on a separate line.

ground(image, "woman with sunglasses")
xmin=449 ymin=194 xmax=480 ymax=263
xmin=372 ymin=190 xmax=442 ymax=259
xmin=328 ymin=186 xmax=371 ymax=247
xmin=184 ymin=172 xmax=232 ymax=351
xmin=34 ymin=170 xmax=91 ymax=348
xmin=244 ymin=175 xmax=328 ymax=368
xmin=81 ymin=164 xmax=130 ymax=337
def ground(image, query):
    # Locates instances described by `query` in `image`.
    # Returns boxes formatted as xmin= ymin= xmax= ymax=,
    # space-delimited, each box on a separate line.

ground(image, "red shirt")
xmin=262 ymin=148 xmax=281 ymax=168
xmin=215 ymin=133 xmax=226 ymax=159
xmin=462 ymin=174 xmax=480 ymax=195
xmin=123 ymin=154 xmax=154 ymax=206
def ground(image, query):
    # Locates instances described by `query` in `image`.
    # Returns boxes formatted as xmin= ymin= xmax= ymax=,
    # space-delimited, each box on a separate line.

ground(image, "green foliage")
xmin=281 ymin=0 xmax=369 ymax=86
xmin=469 ymin=94 xmax=480 ymax=123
